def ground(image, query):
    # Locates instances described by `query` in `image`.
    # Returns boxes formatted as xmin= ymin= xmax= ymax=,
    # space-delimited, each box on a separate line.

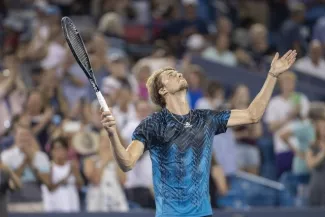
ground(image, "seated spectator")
xmin=98 ymin=12 xmax=126 ymax=52
xmin=209 ymin=154 xmax=228 ymax=208
xmin=0 ymin=55 xmax=26 ymax=137
xmin=294 ymin=40 xmax=325 ymax=80
xmin=264 ymin=71 xmax=310 ymax=178
xmin=182 ymin=64 xmax=205 ymax=109
xmin=134 ymin=65 xmax=151 ymax=101
xmin=230 ymin=85 xmax=262 ymax=175
xmin=102 ymin=51 xmax=138 ymax=95
xmin=0 ymin=155 xmax=21 ymax=217
xmin=195 ymin=80 xmax=224 ymax=110
xmin=83 ymin=130 xmax=128 ymax=212
xmin=60 ymin=51 xmax=90 ymax=110
xmin=312 ymin=16 xmax=325 ymax=50
xmin=121 ymin=100 xmax=155 ymax=208
xmin=42 ymin=137 xmax=83 ymax=212
xmin=306 ymin=115 xmax=325 ymax=206
xmin=277 ymin=3 xmax=307 ymax=57
xmin=23 ymin=89 xmax=54 ymax=151
xmin=112 ymin=84 xmax=136 ymax=131
xmin=247 ymin=23 xmax=275 ymax=71
xmin=1 ymin=122 xmax=51 ymax=212
xmin=201 ymin=33 xmax=237 ymax=67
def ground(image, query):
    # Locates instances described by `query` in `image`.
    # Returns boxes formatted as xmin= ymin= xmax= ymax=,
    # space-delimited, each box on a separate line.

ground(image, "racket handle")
xmin=96 ymin=91 xmax=110 ymax=112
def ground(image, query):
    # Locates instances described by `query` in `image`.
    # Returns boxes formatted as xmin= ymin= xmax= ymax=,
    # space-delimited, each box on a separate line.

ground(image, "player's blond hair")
xmin=146 ymin=67 xmax=177 ymax=108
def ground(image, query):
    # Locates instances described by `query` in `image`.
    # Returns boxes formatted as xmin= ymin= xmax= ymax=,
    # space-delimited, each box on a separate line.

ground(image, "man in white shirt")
xmin=1 ymin=121 xmax=51 ymax=212
xmin=264 ymin=71 xmax=309 ymax=178
xmin=294 ymin=40 xmax=325 ymax=80
xmin=121 ymin=100 xmax=155 ymax=208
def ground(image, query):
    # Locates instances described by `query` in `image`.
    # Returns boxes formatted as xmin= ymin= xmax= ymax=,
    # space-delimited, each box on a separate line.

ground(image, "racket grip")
xmin=96 ymin=92 xmax=110 ymax=112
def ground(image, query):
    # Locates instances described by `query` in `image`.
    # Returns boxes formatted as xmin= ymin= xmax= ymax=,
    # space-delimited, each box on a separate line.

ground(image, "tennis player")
xmin=101 ymin=50 xmax=297 ymax=217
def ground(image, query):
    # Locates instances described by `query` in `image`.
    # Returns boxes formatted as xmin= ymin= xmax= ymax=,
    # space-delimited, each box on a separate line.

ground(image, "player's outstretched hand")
xmin=269 ymin=50 xmax=297 ymax=77
xmin=100 ymin=108 xmax=117 ymax=136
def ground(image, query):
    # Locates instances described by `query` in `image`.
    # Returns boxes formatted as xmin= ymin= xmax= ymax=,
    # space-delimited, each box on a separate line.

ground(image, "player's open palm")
xmin=100 ymin=108 xmax=117 ymax=136
xmin=269 ymin=50 xmax=297 ymax=77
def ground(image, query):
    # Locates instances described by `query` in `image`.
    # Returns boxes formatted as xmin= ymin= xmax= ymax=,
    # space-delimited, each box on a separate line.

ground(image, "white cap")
xmin=182 ymin=0 xmax=198 ymax=6
xmin=186 ymin=34 xmax=205 ymax=50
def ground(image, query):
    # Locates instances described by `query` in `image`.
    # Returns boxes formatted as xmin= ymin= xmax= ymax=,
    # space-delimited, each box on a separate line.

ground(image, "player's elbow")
xmin=247 ymin=108 xmax=262 ymax=124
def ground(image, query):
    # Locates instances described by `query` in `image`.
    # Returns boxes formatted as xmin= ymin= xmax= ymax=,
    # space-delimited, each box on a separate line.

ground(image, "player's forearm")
xmin=247 ymin=74 xmax=277 ymax=122
xmin=109 ymin=132 xmax=135 ymax=172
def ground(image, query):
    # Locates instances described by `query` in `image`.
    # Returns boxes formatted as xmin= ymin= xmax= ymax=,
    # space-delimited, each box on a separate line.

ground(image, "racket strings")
xmin=65 ymin=21 xmax=91 ymax=75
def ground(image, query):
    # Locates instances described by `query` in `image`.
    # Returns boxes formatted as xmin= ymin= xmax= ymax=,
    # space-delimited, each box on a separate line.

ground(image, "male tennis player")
xmin=101 ymin=50 xmax=297 ymax=217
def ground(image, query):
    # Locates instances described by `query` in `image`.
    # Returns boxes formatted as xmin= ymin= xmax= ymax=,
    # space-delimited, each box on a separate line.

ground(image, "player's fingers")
xmin=102 ymin=116 xmax=115 ymax=122
xmin=287 ymin=50 xmax=297 ymax=61
xmin=102 ymin=121 xmax=116 ymax=128
xmin=101 ymin=111 xmax=112 ymax=119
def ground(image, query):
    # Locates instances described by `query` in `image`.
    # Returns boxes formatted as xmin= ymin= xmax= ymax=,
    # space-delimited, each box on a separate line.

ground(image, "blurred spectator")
xmin=264 ymin=71 xmax=310 ymax=178
xmin=83 ymin=130 xmax=128 ymax=212
xmin=0 ymin=55 xmax=26 ymax=137
xmin=40 ymin=69 xmax=69 ymax=117
xmin=102 ymin=51 xmax=138 ymax=97
xmin=277 ymin=3 xmax=307 ymax=57
xmin=185 ymin=34 xmax=206 ymax=56
xmin=132 ymin=40 xmax=176 ymax=74
xmin=42 ymin=137 xmax=82 ymax=212
xmin=98 ymin=12 xmax=126 ymax=52
xmin=0 ymin=155 xmax=21 ymax=217
xmin=40 ymin=22 xmax=66 ymax=71
xmin=306 ymin=115 xmax=325 ymax=206
xmin=280 ymin=103 xmax=319 ymax=178
xmin=247 ymin=23 xmax=275 ymax=72
xmin=209 ymin=154 xmax=228 ymax=208
xmin=1 ymin=122 xmax=51 ymax=212
xmin=134 ymin=65 xmax=151 ymax=101
xmin=60 ymin=51 xmax=89 ymax=110
xmin=195 ymin=80 xmax=224 ymax=110
xmin=23 ymin=89 xmax=54 ymax=150
xmin=230 ymin=85 xmax=262 ymax=175
xmin=312 ymin=16 xmax=325 ymax=50
xmin=121 ymin=100 xmax=155 ymax=208
xmin=294 ymin=40 xmax=325 ymax=80
xmin=112 ymin=84 xmax=136 ymax=131
xmin=182 ymin=64 xmax=205 ymax=109
xmin=201 ymin=33 xmax=237 ymax=66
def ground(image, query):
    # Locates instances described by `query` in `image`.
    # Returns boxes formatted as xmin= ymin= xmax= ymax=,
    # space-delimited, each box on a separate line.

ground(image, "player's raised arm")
xmin=227 ymin=50 xmax=297 ymax=127
xmin=101 ymin=109 xmax=144 ymax=172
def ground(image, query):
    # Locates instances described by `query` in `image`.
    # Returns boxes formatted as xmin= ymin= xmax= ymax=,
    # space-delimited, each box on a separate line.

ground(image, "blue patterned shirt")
xmin=132 ymin=108 xmax=231 ymax=217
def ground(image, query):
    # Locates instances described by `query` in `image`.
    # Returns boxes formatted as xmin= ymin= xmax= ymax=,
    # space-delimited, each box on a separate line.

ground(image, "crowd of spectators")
xmin=1 ymin=0 xmax=325 ymax=214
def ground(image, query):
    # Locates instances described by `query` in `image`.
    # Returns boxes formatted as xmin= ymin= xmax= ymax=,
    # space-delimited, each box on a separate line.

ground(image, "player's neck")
xmin=165 ymin=91 xmax=190 ymax=115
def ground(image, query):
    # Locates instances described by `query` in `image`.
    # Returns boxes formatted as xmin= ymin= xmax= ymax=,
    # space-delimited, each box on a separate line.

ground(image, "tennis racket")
xmin=61 ymin=16 xmax=109 ymax=112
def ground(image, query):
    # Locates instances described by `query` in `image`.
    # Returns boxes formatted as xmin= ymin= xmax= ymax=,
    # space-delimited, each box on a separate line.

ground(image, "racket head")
xmin=61 ymin=16 xmax=99 ymax=92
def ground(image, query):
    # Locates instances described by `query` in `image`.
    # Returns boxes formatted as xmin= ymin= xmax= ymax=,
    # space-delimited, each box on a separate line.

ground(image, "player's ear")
xmin=159 ymin=87 xmax=167 ymax=96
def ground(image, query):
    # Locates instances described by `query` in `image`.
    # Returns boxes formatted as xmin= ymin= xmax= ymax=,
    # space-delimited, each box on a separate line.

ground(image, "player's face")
xmin=159 ymin=70 xmax=188 ymax=95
